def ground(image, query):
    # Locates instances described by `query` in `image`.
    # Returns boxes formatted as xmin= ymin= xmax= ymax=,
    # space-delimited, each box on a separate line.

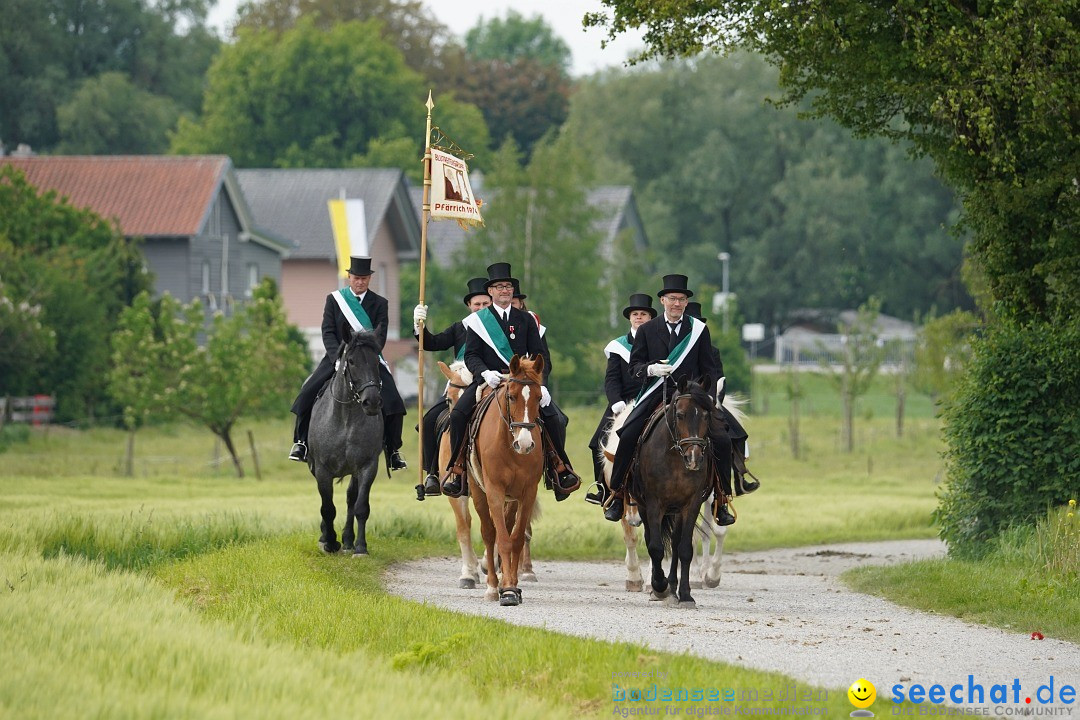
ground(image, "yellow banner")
xmin=327 ymin=199 xmax=368 ymax=279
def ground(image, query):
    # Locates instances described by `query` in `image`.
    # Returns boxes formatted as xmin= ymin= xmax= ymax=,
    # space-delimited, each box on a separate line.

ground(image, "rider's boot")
xmin=732 ymin=442 xmax=759 ymax=494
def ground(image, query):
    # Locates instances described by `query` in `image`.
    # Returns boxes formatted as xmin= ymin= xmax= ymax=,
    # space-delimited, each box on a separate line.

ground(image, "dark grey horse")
xmin=307 ymin=328 xmax=384 ymax=555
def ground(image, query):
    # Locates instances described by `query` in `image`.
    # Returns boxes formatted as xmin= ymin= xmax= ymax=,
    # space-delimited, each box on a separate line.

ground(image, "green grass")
xmin=844 ymin=506 xmax=1080 ymax=644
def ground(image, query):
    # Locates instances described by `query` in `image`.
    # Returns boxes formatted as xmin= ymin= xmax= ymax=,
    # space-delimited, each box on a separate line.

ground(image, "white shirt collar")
xmin=354 ymin=290 xmax=367 ymax=302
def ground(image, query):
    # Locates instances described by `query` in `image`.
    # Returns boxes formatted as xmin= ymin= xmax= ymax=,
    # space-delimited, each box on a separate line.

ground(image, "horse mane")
xmin=681 ymin=379 xmax=715 ymax=413
xmin=346 ymin=329 xmax=381 ymax=356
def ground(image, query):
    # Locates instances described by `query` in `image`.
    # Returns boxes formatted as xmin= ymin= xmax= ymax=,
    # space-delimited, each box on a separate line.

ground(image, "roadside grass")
xmin=0 ymin=507 xmax=862 ymax=718
xmin=845 ymin=504 xmax=1080 ymax=644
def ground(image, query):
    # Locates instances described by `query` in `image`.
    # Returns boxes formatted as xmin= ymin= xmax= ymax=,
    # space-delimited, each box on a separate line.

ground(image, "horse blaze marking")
xmin=517 ymin=387 xmax=532 ymax=450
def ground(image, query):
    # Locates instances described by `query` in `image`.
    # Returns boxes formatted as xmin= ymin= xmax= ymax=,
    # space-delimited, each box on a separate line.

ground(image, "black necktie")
xmin=667 ymin=322 xmax=680 ymax=350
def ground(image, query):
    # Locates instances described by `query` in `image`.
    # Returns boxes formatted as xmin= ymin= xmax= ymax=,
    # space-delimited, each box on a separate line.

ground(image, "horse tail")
xmin=529 ymin=495 xmax=542 ymax=523
xmin=721 ymin=393 xmax=748 ymax=425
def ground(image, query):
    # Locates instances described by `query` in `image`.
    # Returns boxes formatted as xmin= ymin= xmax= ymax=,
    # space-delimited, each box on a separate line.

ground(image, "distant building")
xmin=774 ymin=310 xmax=917 ymax=366
xmin=1 ymin=155 xmax=291 ymax=312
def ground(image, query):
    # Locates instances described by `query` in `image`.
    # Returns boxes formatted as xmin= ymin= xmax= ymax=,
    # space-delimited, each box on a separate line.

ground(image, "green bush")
xmin=0 ymin=423 xmax=31 ymax=452
xmin=936 ymin=319 xmax=1080 ymax=557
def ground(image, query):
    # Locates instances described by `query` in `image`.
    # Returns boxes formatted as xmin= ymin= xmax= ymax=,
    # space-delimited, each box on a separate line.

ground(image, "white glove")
xmin=610 ymin=400 xmax=626 ymax=415
xmin=540 ymin=386 xmax=551 ymax=407
xmin=647 ymin=363 xmax=674 ymax=377
xmin=412 ymin=304 xmax=427 ymax=334
xmin=481 ymin=370 xmax=502 ymax=389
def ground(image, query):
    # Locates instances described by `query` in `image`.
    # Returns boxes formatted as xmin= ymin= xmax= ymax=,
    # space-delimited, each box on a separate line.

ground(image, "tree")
xmin=172 ymin=19 xmax=489 ymax=174
xmin=913 ymin=310 xmax=981 ymax=404
xmin=56 ymin=72 xmax=180 ymax=154
xmin=818 ymin=298 xmax=885 ymax=453
xmin=585 ymin=0 xmax=1079 ymax=325
xmin=0 ymin=0 xmax=219 ymax=152
xmin=0 ymin=165 xmax=151 ymax=421
xmin=111 ymin=282 xmax=309 ymax=477
xmin=464 ymin=10 xmax=572 ymax=74
xmin=0 ymin=278 xmax=55 ymax=400
xmin=562 ymin=53 xmax=967 ymax=328
xmin=234 ymin=0 xmax=455 ymax=82
xmin=108 ymin=292 xmax=163 ymax=475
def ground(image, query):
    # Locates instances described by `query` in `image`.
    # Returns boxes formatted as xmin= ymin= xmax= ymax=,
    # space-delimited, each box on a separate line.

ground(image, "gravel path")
xmin=390 ymin=539 xmax=1080 ymax=708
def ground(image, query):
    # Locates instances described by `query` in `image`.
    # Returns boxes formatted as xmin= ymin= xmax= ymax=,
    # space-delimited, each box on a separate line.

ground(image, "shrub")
xmin=936 ymin=319 xmax=1080 ymax=557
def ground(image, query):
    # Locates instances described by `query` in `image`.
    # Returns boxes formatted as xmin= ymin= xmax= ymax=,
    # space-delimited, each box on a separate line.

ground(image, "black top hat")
xmin=463 ymin=277 xmax=490 ymax=305
xmin=657 ymin=273 xmax=693 ymax=298
xmin=622 ymin=292 xmax=657 ymax=319
xmin=685 ymin=301 xmax=707 ymax=323
xmin=511 ymin=279 xmax=526 ymax=300
xmin=485 ymin=262 xmax=518 ymax=288
xmin=347 ymin=256 xmax=374 ymax=277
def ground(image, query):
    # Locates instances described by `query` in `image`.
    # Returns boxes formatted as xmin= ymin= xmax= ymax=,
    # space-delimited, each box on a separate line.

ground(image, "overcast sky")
xmin=205 ymin=0 xmax=645 ymax=76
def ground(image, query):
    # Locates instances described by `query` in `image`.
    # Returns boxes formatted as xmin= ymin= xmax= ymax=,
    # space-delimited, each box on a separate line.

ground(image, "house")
xmin=0 ymin=155 xmax=291 ymax=311
xmin=415 ymin=180 xmax=649 ymax=324
xmin=236 ymin=168 xmax=421 ymax=375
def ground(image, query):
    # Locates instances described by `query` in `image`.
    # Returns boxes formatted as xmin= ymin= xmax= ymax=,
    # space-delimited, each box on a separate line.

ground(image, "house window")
xmin=202 ymin=260 xmax=211 ymax=295
xmin=247 ymin=263 xmax=258 ymax=297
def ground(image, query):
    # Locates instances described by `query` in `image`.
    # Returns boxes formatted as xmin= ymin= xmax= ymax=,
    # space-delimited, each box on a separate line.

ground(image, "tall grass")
xmin=845 ymin=499 xmax=1080 ymax=643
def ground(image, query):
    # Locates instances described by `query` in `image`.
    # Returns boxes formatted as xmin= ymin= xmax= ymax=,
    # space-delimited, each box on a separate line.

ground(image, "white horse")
xmin=601 ymin=379 xmax=745 ymax=592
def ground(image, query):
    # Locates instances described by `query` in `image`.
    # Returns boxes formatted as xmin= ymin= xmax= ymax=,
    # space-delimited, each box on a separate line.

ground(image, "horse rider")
xmin=685 ymin=301 xmax=757 ymax=496
xmin=412 ymin=276 xmax=491 ymax=498
xmin=510 ymin=278 xmax=574 ymax=501
xmin=441 ymin=262 xmax=581 ymax=499
xmin=288 ymin=255 xmax=408 ymax=471
xmin=600 ymin=274 xmax=744 ymax=526
xmin=585 ymin=292 xmax=656 ymax=506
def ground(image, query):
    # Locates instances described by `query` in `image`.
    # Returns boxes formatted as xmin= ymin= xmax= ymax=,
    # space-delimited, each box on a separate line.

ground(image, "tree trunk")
xmin=788 ymin=366 xmax=800 ymax=459
xmin=219 ymin=428 xmax=245 ymax=478
xmin=896 ymin=374 xmax=906 ymax=438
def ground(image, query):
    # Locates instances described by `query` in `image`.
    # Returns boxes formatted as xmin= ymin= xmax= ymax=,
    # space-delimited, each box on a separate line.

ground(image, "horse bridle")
xmin=662 ymin=381 xmax=710 ymax=456
xmin=330 ymin=348 xmax=381 ymax=405
xmin=501 ymin=376 xmax=540 ymax=433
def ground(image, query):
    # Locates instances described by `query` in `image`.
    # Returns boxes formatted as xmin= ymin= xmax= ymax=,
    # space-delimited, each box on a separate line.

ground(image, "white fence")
xmin=0 ymin=395 xmax=56 ymax=425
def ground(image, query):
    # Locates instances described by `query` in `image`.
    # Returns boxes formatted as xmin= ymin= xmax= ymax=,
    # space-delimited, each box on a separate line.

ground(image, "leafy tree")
xmin=56 ymin=72 xmax=180 ymax=154
xmin=563 ymin=54 xmax=966 ymax=328
xmin=818 ymin=298 xmax=885 ymax=452
xmin=0 ymin=0 xmax=218 ymax=152
xmin=0 ymin=165 xmax=150 ymax=421
xmin=173 ymin=19 xmax=489 ymax=174
xmin=464 ymin=10 xmax=572 ymax=74
xmin=0 ymin=278 xmax=55 ymax=400
xmin=111 ymin=282 xmax=309 ymax=477
xmin=108 ymin=292 xmax=163 ymax=475
xmin=234 ymin=0 xmax=454 ymax=82
xmin=585 ymin=0 xmax=1078 ymax=325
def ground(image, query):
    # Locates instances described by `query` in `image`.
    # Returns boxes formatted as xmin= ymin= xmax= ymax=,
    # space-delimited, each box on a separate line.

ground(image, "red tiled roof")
xmin=0 ymin=155 xmax=230 ymax=237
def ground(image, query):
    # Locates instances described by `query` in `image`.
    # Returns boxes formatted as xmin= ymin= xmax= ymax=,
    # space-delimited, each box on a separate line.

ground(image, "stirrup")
xmin=441 ymin=467 xmax=466 ymax=498
xmin=584 ymin=482 xmax=607 ymax=506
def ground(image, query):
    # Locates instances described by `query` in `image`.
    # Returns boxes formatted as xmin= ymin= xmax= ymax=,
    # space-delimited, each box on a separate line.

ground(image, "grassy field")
xmin=0 ymin=382 xmax=948 ymax=718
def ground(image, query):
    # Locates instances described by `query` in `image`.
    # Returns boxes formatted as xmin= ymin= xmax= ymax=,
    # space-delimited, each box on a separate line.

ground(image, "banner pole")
xmin=416 ymin=90 xmax=434 ymax=494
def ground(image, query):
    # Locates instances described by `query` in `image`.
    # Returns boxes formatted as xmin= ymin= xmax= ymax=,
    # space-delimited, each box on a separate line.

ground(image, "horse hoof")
xmin=484 ymin=588 xmax=499 ymax=601
xmin=690 ymin=580 xmax=703 ymax=590
xmin=352 ymin=550 xmax=368 ymax=557
xmin=663 ymin=593 xmax=680 ymax=607
xmin=459 ymin=578 xmax=476 ymax=589
xmin=318 ymin=541 xmax=341 ymax=554
xmin=648 ymin=587 xmax=670 ymax=602
xmin=677 ymin=600 xmax=698 ymax=609
xmin=499 ymin=588 xmax=521 ymax=606
xmin=704 ymin=576 xmax=721 ymax=589
xmin=520 ymin=572 xmax=537 ymax=583
xmin=626 ymin=580 xmax=644 ymax=592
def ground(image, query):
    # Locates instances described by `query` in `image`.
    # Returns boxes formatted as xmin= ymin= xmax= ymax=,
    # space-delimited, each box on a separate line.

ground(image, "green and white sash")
xmin=332 ymin=289 xmax=390 ymax=370
xmin=603 ymin=334 xmax=633 ymax=362
xmin=636 ymin=316 xmax=705 ymax=404
xmin=462 ymin=306 xmax=514 ymax=367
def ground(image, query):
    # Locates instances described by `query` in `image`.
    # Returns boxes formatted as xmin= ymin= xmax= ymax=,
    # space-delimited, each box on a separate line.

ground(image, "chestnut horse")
xmin=467 ymin=354 xmax=545 ymax=606
xmin=437 ymin=360 xmax=538 ymax=590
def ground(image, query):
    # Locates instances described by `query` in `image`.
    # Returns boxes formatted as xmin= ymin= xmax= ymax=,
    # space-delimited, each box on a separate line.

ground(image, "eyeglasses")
xmin=664 ymin=296 xmax=688 ymax=304
xmin=490 ymin=283 xmax=514 ymax=290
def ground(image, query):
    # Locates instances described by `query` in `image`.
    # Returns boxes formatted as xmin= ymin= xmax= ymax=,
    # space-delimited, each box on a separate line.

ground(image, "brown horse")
xmin=436 ymin=360 xmax=482 ymax=588
xmin=629 ymin=376 xmax=719 ymax=607
xmin=467 ymin=354 xmax=545 ymax=606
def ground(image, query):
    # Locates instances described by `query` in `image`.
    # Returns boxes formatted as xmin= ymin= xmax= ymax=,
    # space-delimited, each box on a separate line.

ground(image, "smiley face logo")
xmin=848 ymin=678 xmax=877 ymax=716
